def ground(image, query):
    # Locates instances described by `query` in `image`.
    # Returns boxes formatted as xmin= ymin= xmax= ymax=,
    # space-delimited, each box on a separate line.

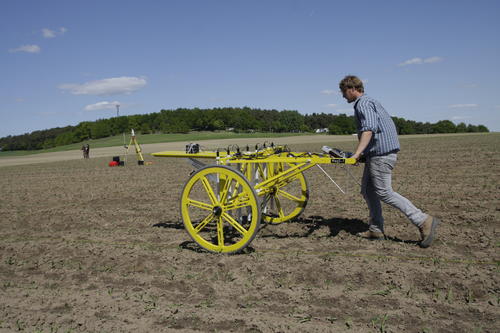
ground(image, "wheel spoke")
xmin=230 ymin=182 xmax=241 ymax=200
xmin=276 ymin=176 xmax=298 ymax=189
xmin=223 ymin=191 xmax=252 ymax=211
xmin=219 ymin=175 xmax=233 ymax=205
xmin=201 ymin=176 xmax=218 ymax=205
xmin=277 ymin=189 xmax=302 ymax=202
xmin=217 ymin=217 xmax=224 ymax=248
xmin=222 ymin=212 xmax=248 ymax=236
xmin=194 ymin=213 xmax=215 ymax=233
xmin=274 ymin=196 xmax=285 ymax=219
xmin=187 ymin=199 xmax=213 ymax=211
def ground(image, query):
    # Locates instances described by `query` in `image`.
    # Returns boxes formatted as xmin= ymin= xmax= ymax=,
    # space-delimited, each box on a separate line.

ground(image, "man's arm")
xmin=352 ymin=131 xmax=373 ymax=160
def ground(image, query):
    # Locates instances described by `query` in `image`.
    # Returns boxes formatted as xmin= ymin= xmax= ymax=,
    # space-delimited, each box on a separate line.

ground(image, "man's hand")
xmin=351 ymin=152 xmax=361 ymax=160
xmin=353 ymin=131 xmax=373 ymax=160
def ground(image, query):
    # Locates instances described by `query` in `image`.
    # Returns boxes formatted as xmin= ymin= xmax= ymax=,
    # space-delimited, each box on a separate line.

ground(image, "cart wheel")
xmin=180 ymin=165 xmax=261 ymax=254
xmin=260 ymin=162 xmax=309 ymax=224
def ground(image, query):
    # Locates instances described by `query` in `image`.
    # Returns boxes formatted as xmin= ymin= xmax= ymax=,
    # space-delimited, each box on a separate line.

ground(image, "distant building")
xmin=315 ymin=128 xmax=329 ymax=133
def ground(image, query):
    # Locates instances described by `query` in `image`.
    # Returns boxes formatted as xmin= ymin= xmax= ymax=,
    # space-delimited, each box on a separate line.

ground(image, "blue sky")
xmin=1 ymin=0 xmax=499 ymax=137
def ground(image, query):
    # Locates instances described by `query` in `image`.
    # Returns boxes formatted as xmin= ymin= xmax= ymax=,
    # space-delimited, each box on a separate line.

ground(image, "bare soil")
xmin=0 ymin=133 xmax=498 ymax=332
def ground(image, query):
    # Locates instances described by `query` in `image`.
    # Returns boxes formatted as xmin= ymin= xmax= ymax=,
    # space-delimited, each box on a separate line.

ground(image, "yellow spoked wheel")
xmin=252 ymin=162 xmax=309 ymax=224
xmin=181 ymin=165 xmax=261 ymax=254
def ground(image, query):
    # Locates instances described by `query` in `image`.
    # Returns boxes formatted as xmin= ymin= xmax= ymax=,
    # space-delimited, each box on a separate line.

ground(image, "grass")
xmin=0 ymin=131 xmax=315 ymax=157
xmin=371 ymin=314 xmax=389 ymax=333
xmin=372 ymin=285 xmax=397 ymax=296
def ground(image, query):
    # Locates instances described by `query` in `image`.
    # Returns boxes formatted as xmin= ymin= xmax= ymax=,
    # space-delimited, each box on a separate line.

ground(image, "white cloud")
xmin=8 ymin=44 xmax=41 ymax=53
xmin=448 ymin=104 xmax=478 ymax=108
xmin=42 ymin=27 xmax=68 ymax=38
xmin=42 ymin=28 xmax=56 ymax=38
xmin=59 ymin=76 xmax=147 ymax=96
xmin=321 ymin=89 xmax=336 ymax=95
xmin=399 ymin=57 xmax=423 ymax=66
xmin=423 ymin=56 xmax=443 ymax=64
xmin=84 ymin=101 xmax=121 ymax=111
xmin=398 ymin=56 xmax=443 ymax=66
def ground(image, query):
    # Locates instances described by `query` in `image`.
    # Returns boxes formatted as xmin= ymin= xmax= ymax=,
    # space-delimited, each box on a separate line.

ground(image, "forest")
xmin=0 ymin=107 xmax=489 ymax=151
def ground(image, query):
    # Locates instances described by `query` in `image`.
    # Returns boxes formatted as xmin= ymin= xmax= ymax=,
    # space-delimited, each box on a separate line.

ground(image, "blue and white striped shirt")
xmin=353 ymin=95 xmax=400 ymax=156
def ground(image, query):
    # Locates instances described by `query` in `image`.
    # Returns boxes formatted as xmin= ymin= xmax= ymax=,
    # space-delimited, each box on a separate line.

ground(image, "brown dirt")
xmin=0 ymin=133 xmax=498 ymax=332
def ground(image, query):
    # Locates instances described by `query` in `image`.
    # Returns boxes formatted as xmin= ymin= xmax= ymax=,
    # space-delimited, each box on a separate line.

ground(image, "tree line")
xmin=0 ymin=107 xmax=489 ymax=151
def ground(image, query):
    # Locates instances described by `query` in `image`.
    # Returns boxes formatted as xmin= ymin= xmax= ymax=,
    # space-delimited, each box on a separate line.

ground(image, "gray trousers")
xmin=361 ymin=154 xmax=428 ymax=233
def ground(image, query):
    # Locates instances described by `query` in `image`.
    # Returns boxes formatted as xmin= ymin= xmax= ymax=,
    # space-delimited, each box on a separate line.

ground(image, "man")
xmin=81 ymin=144 xmax=87 ymax=159
xmin=339 ymin=75 xmax=439 ymax=248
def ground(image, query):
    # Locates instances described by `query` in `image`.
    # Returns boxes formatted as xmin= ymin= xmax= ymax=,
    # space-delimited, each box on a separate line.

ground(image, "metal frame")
xmin=152 ymin=145 xmax=357 ymax=253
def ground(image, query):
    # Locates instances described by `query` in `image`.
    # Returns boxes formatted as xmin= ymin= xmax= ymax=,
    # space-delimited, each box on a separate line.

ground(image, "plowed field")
xmin=1 ymin=133 xmax=498 ymax=332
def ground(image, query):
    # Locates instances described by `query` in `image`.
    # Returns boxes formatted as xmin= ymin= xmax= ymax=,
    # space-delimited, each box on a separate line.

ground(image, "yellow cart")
xmin=153 ymin=144 xmax=357 ymax=254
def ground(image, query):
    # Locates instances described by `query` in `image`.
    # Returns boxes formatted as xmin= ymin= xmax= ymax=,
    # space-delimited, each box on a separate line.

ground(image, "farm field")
xmin=0 ymin=131 xmax=313 ymax=157
xmin=0 ymin=133 xmax=498 ymax=332
xmin=0 ymin=134 xmax=346 ymax=168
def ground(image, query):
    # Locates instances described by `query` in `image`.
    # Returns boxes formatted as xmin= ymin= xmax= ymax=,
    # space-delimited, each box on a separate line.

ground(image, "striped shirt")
xmin=353 ymin=94 xmax=400 ymax=156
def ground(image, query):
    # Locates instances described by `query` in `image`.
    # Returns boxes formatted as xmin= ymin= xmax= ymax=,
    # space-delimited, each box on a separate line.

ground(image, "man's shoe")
xmin=419 ymin=216 xmax=440 ymax=248
xmin=357 ymin=230 xmax=385 ymax=240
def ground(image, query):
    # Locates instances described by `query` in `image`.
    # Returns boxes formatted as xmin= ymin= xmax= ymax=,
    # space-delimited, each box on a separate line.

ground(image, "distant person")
xmin=339 ymin=75 xmax=440 ymax=248
xmin=81 ymin=144 xmax=87 ymax=159
xmin=85 ymin=144 xmax=90 ymax=159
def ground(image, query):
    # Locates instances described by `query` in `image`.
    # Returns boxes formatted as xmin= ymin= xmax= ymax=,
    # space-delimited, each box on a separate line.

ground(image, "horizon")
xmin=1 ymin=0 xmax=499 ymax=137
xmin=0 ymin=106 xmax=493 ymax=139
